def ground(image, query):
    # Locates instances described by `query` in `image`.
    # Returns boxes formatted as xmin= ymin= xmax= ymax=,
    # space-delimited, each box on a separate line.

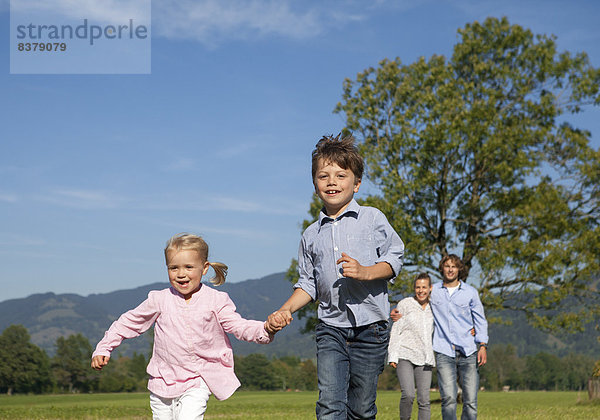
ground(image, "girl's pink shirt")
xmin=92 ymin=285 xmax=272 ymax=400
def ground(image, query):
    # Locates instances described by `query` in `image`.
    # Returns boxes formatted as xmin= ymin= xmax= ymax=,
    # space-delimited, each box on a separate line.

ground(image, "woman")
xmin=387 ymin=273 xmax=434 ymax=420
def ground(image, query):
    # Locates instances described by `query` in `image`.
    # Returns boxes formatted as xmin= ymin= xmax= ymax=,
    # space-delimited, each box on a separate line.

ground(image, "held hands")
xmin=265 ymin=310 xmax=293 ymax=335
xmin=91 ymin=355 xmax=110 ymax=371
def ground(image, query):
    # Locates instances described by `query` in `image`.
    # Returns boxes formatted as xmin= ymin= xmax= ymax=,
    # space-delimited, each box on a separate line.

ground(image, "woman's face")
xmin=414 ymin=278 xmax=432 ymax=305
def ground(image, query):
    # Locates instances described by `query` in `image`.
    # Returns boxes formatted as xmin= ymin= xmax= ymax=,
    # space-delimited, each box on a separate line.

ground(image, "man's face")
xmin=442 ymin=260 xmax=459 ymax=283
xmin=314 ymin=158 xmax=361 ymax=218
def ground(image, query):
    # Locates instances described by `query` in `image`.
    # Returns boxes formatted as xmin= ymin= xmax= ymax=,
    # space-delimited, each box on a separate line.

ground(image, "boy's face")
xmin=166 ymin=249 xmax=210 ymax=301
xmin=314 ymin=158 xmax=361 ymax=218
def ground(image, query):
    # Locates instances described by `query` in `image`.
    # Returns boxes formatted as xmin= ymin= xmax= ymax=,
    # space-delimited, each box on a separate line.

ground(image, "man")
xmin=391 ymin=255 xmax=488 ymax=419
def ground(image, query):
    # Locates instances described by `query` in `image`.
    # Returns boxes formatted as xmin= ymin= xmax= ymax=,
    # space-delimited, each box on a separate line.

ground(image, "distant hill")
xmin=0 ymin=273 xmax=597 ymax=359
xmin=0 ymin=272 xmax=315 ymax=359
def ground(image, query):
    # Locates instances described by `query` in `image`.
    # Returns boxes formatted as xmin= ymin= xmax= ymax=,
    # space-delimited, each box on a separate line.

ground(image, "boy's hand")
xmin=91 ymin=355 xmax=110 ymax=371
xmin=266 ymin=310 xmax=292 ymax=334
xmin=337 ymin=253 xmax=368 ymax=280
xmin=390 ymin=308 xmax=402 ymax=322
xmin=389 ymin=362 xmax=397 ymax=369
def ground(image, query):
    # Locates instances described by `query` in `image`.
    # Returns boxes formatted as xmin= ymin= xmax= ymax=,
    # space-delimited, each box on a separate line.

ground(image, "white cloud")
xmin=31 ymin=186 xmax=304 ymax=215
xmin=161 ymin=157 xmax=198 ymax=172
xmin=152 ymin=0 xmax=365 ymax=46
xmin=0 ymin=193 xmax=18 ymax=203
xmin=140 ymin=194 xmax=304 ymax=216
xmin=0 ymin=233 xmax=46 ymax=247
xmin=186 ymin=224 xmax=273 ymax=240
xmin=215 ymin=142 xmax=259 ymax=159
xmin=37 ymin=188 xmax=124 ymax=209
xmin=10 ymin=0 xmax=150 ymax=25
xmin=6 ymin=0 xmax=424 ymax=47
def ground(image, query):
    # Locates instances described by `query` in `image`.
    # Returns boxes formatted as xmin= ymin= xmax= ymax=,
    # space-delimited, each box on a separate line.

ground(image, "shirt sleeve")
xmin=92 ymin=293 xmax=160 ymax=358
xmin=293 ymin=233 xmax=317 ymax=300
xmin=372 ymin=209 xmax=404 ymax=277
xmin=470 ymin=289 xmax=489 ymax=344
xmin=386 ymin=301 xmax=407 ymax=364
xmin=216 ymin=293 xmax=271 ymax=344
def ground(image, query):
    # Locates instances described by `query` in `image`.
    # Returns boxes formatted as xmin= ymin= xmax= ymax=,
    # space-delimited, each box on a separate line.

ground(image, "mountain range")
xmin=0 ymin=272 xmax=315 ymax=359
xmin=0 ymin=272 xmax=597 ymax=360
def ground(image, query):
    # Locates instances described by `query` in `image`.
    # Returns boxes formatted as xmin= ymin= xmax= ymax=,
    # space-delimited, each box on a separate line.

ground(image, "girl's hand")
xmin=264 ymin=321 xmax=279 ymax=335
xmin=389 ymin=362 xmax=397 ymax=369
xmin=91 ymin=355 xmax=110 ymax=371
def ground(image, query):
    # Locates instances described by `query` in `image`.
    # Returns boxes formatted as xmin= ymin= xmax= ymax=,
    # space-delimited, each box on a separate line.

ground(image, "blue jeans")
xmin=315 ymin=321 xmax=389 ymax=420
xmin=435 ymin=351 xmax=479 ymax=420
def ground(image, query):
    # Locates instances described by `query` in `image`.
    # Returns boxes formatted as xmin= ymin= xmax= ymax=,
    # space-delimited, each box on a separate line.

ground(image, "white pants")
xmin=149 ymin=381 xmax=211 ymax=420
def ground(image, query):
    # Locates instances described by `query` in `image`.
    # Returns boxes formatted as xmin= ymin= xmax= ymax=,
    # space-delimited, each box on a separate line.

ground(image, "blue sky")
xmin=1 ymin=0 xmax=599 ymax=301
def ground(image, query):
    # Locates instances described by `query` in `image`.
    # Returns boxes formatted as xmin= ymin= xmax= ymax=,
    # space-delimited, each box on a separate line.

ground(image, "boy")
xmin=269 ymin=134 xmax=404 ymax=419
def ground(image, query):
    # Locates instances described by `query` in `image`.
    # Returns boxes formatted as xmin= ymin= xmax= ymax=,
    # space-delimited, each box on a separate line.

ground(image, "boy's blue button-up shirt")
xmin=294 ymin=199 xmax=404 ymax=327
xmin=430 ymin=281 xmax=489 ymax=357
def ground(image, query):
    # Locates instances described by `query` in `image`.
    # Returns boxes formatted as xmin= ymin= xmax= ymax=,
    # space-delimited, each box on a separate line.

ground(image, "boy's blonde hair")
xmin=311 ymin=133 xmax=364 ymax=182
xmin=164 ymin=233 xmax=228 ymax=286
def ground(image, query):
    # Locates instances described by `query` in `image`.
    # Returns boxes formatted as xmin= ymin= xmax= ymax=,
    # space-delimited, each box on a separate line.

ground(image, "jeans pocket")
xmin=368 ymin=321 xmax=389 ymax=344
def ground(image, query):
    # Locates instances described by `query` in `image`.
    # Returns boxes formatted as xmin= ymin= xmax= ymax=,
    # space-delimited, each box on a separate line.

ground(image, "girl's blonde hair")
xmin=164 ymin=233 xmax=228 ymax=286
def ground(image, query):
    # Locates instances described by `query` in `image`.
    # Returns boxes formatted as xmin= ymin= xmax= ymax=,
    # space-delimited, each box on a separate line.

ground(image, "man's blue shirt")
xmin=294 ymin=199 xmax=404 ymax=327
xmin=430 ymin=281 xmax=489 ymax=357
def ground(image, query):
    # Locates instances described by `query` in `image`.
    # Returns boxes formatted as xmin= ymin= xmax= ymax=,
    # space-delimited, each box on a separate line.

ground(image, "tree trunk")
xmin=589 ymin=378 xmax=600 ymax=400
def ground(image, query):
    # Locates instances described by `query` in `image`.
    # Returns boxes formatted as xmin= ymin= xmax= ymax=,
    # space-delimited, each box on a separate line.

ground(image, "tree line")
xmin=378 ymin=344 xmax=596 ymax=392
xmin=0 ymin=325 xmax=317 ymax=395
xmin=1 ymin=324 xmax=596 ymax=395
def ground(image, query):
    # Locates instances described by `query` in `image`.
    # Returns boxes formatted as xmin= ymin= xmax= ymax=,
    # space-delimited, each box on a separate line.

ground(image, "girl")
xmin=387 ymin=273 xmax=434 ymax=420
xmin=91 ymin=233 xmax=279 ymax=420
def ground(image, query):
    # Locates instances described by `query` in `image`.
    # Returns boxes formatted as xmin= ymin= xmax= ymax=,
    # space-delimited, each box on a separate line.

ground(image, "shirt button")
xmin=334 ymin=247 xmax=338 ymax=251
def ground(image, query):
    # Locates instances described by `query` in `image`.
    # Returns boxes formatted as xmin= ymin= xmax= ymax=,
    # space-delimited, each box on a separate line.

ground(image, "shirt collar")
xmin=441 ymin=280 xmax=462 ymax=289
xmin=318 ymin=199 xmax=360 ymax=229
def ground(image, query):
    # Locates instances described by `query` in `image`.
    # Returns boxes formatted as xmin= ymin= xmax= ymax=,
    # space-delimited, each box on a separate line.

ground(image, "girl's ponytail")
xmin=209 ymin=262 xmax=228 ymax=286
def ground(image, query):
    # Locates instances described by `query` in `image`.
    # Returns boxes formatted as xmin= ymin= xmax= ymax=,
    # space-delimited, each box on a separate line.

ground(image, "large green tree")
xmin=331 ymin=16 xmax=600 ymax=332
xmin=51 ymin=333 xmax=96 ymax=393
xmin=235 ymin=354 xmax=278 ymax=390
xmin=0 ymin=325 xmax=52 ymax=394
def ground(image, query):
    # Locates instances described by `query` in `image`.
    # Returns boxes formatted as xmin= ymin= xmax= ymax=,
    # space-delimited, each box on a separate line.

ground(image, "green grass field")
xmin=0 ymin=390 xmax=598 ymax=419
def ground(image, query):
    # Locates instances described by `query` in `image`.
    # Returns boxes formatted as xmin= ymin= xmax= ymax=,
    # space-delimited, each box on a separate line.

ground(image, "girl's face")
xmin=414 ymin=278 xmax=432 ymax=305
xmin=166 ymin=249 xmax=209 ymax=301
